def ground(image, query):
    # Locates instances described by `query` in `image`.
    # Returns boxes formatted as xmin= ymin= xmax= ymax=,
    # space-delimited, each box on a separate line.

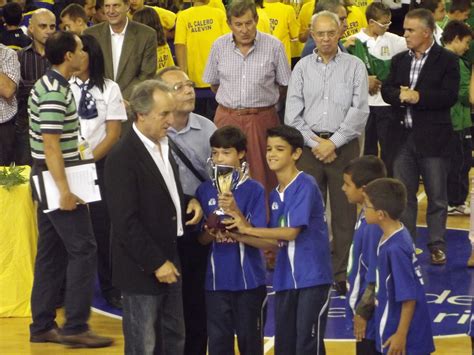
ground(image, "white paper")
xmin=41 ymin=162 xmax=101 ymax=212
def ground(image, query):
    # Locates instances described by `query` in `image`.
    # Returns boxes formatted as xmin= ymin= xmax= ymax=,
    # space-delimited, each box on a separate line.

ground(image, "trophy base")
xmin=205 ymin=213 xmax=227 ymax=231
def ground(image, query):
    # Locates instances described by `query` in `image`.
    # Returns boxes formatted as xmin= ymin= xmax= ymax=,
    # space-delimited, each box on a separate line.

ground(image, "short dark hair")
xmin=95 ymin=0 xmax=104 ymax=10
xmin=343 ymin=155 xmax=387 ymax=188
xmin=61 ymin=3 xmax=88 ymax=22
xmin=227 ymin=0 xmax=257 ymax=22
xmin=365 ymin=2 xmax=391 ymax=22
xmin=45 ymin=31 xmax=78 ymax=65
xmin=441 ymin=19 xmax=472 ymax=44
xmin=267 ymin=125 xmax=304 ymax=152
xmin=80 ymin=34 xmax=105 ymax=92
xmin=314 ymin=0 xmax=344 ymax=15
xmin=405 ymin=8 xmax=435 ymax=32
xmin=133 ymin=7 xmax=166 ymax=46
xmin=3 ymin=2 xmax=23 ymax=26
xmin=449 ymin=0 xmax=471 ymax=13
xmin=210 ymin=126 xmax=247 ymax=153
xmin=365 ymin=178 xmax=407 ymax=220
xmin=417 ymin=0 xmax=443 ymax=13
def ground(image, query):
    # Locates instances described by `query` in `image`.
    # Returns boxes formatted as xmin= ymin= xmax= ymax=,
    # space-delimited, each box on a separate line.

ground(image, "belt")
xmin=219 ymin=105 xmax=274 ymax=116
xmin=314 ymin=131 xmax=334 ymax=139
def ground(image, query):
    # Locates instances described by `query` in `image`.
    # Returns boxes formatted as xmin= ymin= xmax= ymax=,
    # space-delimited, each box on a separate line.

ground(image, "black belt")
xmin=314 ymin=131 xmax=333 ymax=139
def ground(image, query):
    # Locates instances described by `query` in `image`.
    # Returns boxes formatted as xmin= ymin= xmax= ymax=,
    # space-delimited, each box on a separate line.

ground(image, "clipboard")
xmin=32 ymin=159 xmax=101 ymax=212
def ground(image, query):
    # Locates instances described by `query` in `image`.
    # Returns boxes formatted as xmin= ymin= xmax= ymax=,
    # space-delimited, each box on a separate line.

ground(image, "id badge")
xmin=78 ymin=137 xmax=94 ymax=160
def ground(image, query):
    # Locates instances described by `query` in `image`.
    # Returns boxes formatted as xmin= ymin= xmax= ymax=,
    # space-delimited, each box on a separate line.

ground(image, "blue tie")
xmin=77 ymin=79 xmax=98 ymax=120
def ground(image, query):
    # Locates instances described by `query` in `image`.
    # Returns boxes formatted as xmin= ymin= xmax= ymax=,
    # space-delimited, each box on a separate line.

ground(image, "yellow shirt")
xmin=257 ymin=7 xmax=272 ymax=34
xmin=208 ymin=0 xmax=226 ymax=13
xmin=298 ymin=0 xmax=314 ymax=39
xmin=352 ymin=0 xmax=373 ymax=15
xmin=174 ymin=5 xmax=229 ymax=88
xmin=262 ymin=1 xmax=300 ymax=64
xmin=343 ymin=6 xmax=368 ymax=39
xmin=157 ymin=44 xmax=175 ymax=71
xmin=128 ymin=5 xmax=176 ymax=31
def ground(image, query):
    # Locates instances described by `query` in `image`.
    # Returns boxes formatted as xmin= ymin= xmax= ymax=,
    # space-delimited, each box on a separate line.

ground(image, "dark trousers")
xmin=0 ymin=118 xmax=15 ymax=166
xmin=274 ymin=284 xmax=331 ymax=355
xmin=206 ymin=285 xmax=267 ymax=355
xmin=122 ymin=284 xmax=185 ymax=355
xmin=194 ymin=88 xmax=217 ymax=120
xmin=30 ymin=204 xmax=97 ymax=336
xmin=14 ymin=124 xmax=32 ymax=166
xmin=393 ymin=132 xmax=449 ymax=250
xmin=356 ymin=339 xmax=380 ymax=355
xmin=89 ymin=158 xmax=116 ymax=296
xmin=298 ymin=140 xmax=359 ymax=282
xmin=363 ymin=106 xmax=393 ymax=166
xmin=177 ymin=231 xmax=209 ymax=355
xmin=447 ymin=129 xmax=472 ymax=206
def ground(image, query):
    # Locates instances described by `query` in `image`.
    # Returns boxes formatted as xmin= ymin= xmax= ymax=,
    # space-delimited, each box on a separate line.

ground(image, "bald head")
xmin=29 ymin=9 xmax=56 ymax=48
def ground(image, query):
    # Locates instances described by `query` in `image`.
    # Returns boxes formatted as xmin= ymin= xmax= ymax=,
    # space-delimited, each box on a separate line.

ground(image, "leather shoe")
xmin=431 ymin=248 xmax=446 ymax=265
xmin=60 ymin=331 xmax=114 ymax=348
xmin=30 ymin=328 xmax=61 ymax=344
xmin=333 ymin=280 xmax=347 ymax=296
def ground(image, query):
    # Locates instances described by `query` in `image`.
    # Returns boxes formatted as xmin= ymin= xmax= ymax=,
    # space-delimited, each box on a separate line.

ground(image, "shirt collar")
xmin=133 ymin=122 xmax=168 ymax=151
xmin=230 ymin=30 xmax=260 ymax=46
xmin=408 ymin=40 xmax=434 ymax=58
xmin=168 ymin=112 xmax=202 ymax=135
xmin=109 ymin=18 xmax=129 ymax=36
xmin=313 ymin=47 xmax=342 ymax=63
xmin=71 ymin=76 xmax=89 ymax=86
xmin=47 ymin=69 xmax=70 ymax=87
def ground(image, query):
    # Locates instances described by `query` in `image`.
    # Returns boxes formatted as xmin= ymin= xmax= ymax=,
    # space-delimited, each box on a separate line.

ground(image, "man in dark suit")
xmin=105 ymin=80 xmax=203 ymax=354
xmin=84 ymin=0 xmax=157 ymax=101
xmin=381 ymin=8 xmax=460 ymax=265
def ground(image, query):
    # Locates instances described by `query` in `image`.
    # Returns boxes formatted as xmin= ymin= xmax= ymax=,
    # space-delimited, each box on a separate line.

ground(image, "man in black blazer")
xmin=105 ymin=80 xmax=203 ymax=354
xmin=381 ymin=9 xmax=460 ymax=265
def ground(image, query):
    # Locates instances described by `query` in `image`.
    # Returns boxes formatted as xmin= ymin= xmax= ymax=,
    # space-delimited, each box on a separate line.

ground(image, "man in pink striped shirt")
xmin=203 ymin=0 xmax=291 ymax=194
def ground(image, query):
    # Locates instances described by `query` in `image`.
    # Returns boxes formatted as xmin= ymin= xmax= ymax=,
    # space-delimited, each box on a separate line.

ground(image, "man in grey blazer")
xmin=84 ymin=0 xmax=157 ymax=101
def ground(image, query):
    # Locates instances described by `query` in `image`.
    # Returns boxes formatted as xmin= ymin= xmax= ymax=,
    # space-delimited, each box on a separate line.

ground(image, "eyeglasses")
xmin=370 ymin=19 xmax=392 ymax=28
xmin=172 ymin=80 xmax=195 ymax=92
xmin=313 ymin=30 xmax=338 ymax=39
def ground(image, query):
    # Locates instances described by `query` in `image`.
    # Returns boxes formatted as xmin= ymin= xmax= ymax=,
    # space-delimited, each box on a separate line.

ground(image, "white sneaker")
xmin=448 ymin=204 xmax=470 ymax=215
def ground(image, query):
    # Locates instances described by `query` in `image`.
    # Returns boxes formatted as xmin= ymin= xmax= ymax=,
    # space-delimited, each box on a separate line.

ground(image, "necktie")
xmin=77 ymin=79 xmax=98 ymax=120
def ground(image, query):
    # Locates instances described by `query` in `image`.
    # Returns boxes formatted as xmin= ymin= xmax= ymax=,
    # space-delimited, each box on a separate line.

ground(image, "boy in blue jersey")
xmin=342 ymin=156 xmax=387 ymax=355
xmin=195 ymin=126 xmax=267 ymax=355
xmin=364 ymin=178 xmax=435 ymax=355
xmin=225 ymin=125 xmax=333 ymax=355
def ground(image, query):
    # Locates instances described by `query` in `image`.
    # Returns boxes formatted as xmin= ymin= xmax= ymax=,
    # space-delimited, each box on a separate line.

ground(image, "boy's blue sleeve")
xmin=389 ymin=245 xmax=417 ymax=302
xmin=247 ymin=184 xmax=267 ymax=228
xmin=286 ymin=181 xmax=317 ymax=228
xmin=365 ymin=224 xmax=382 ymax=284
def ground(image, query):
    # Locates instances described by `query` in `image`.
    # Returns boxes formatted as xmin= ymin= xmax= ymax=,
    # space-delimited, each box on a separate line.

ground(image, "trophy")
xmin=205 ymin=159 xmax=248 ymax=230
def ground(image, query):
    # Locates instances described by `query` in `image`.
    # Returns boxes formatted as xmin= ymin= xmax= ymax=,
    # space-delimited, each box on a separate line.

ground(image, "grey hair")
xmin=311 ymin=10 xmax=341 ymax=30
xmin=155 ymin=65 xmax=183 ymax=79
xmin=129 ymin=80 xmax=173 ymax=121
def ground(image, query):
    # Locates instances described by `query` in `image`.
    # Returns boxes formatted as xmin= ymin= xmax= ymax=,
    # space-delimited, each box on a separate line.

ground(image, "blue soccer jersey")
xmin=375 ymin=227 xmax=435 ymax=354
xmin=270 ymin=172 xmax=333 ymax=292
xmin=345 ymin=211 xmax=382 ymax=341
xmin=196 ymin=178 xmax=267 ymax=291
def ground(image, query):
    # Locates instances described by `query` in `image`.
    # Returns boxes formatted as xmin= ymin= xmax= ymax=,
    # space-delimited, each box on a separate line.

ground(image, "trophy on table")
xmin=205 ymin=158 xmax=248 ymax=231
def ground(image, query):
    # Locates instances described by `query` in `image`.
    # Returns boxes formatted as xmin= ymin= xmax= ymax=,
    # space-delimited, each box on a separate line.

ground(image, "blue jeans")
xmin=122 ymin=284 xmax=185 ymax=355
xmin=393 ymin=133 xmax=448 ymax=250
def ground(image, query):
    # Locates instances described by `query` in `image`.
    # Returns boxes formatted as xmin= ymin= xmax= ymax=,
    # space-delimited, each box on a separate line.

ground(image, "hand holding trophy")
xmin=205 ymin=158 xmax=248 ymax=232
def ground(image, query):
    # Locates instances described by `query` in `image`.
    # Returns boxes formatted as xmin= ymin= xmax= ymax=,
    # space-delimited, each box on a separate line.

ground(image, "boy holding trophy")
xmin=195 ymin=125 xmax=268 ymax=355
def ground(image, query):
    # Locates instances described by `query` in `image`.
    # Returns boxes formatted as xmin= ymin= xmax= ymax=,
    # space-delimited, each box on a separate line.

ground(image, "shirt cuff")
xmin=329 ymin=131 xmax=347 ymax=149
xmin=305 ymin=135 xmax=318 ymax=149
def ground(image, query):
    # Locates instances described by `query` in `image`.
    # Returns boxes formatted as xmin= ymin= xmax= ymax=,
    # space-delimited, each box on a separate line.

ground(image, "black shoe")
xmin=104 ymin=293 xmax=123 ymax=309
xmin=333 ymin=280 xmax=347 ymax=296
xmin=431 ymin=248 xmax=446 ymax=265
xmin=59 ymin=331 xmax=114 ymax=348
xmin=30 ymin=328 xmax=62 ymax=344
